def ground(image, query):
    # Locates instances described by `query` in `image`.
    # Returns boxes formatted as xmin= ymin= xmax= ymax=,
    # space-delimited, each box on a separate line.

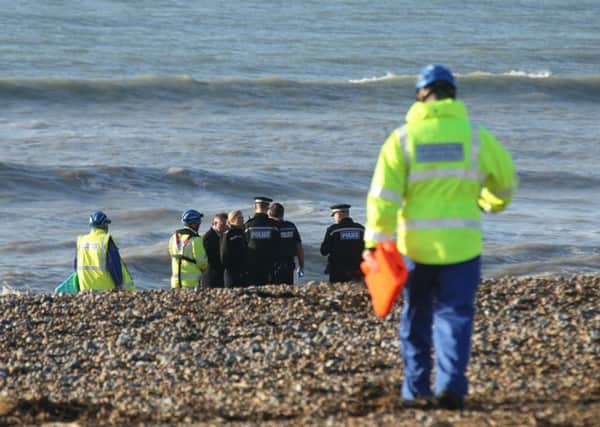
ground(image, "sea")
xmin=1 ymin=1 xmax=599 ymax=293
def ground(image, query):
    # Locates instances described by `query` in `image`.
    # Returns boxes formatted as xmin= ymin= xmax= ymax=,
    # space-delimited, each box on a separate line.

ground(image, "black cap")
xmin=254 ymin=196 xmax=273 ymax=204
xmin=330 ymin=204 xmax=351 ymax=216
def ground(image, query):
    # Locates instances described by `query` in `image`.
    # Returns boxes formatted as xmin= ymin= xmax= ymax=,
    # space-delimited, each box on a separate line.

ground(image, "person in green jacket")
xmin=169 ymin=209 xmax=208 ymax=289
xmin=75 ymin=211 xmax=135 ymax=291
xmin=363 ymin=64 xmax=517 ymax=409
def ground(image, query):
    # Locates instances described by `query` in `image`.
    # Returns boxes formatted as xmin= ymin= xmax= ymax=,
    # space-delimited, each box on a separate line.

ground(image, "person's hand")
xmin=297 ymin=267 xmax=304 ymax=278
xmin=362 ymin=249 xmax=379 ymax=273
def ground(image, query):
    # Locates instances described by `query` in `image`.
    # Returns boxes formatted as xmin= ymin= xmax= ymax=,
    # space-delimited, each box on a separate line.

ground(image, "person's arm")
xmin=320 ymin=228 xmax=331 ymax=256
xmin=478 ymin=127 xmax=518 ymax=213
xmin=194 ymin=237 xmax=209 ymax=274
xmin=220 ymin=231 xmax=229 ymax=267
xmin=364 ymin=129 xmax=406 ymax=249
xmin=296 ymin=242 xmax=305 ymax=268
xmin=106 ymin=238 xmax=124 ymax=288
xmin=203 ymin=231 xmax=220 ymax=267
xmin=294 ymin=227 xmax=304 ymax=269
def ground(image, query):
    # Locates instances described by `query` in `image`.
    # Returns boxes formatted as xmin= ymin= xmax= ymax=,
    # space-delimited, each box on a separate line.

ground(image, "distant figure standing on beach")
xmin=75 ymin=211 xmax=135 ymax=291
xmin=244 ymin=197 xmax=280 ymax=286
xmin=202 ymin=212 xmax=227 ymax=288
xmin=220 ymin=210 xmax=247 ymax=287
xmin=320 ymin=204 xmax=365 ymax=283
xmin=169 ymin=209 xmax=208 ymax=289
xmin=363 ymin=64 xmax=518 ymax=409
xmin=268 ymin=202 xmax=305 ymax=284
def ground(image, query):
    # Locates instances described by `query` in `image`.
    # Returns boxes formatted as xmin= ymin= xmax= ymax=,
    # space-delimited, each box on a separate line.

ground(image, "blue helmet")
xmin=181 ymin=209 xmax=203 ymax=225
xmin=416 ymin=64 xmax=455 ymax=90
xmin=89 ymin=211 xmax=111 ymax=227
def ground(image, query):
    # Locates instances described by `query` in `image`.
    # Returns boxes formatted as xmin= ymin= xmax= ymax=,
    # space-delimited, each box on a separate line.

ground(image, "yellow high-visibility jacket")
xmin=365 ymin=98 xmax=518 ymax=264
xmin=77 ymin=228 xmax=135 ymax=291
xmin=168 ymin=227 xmax=208 ymax=289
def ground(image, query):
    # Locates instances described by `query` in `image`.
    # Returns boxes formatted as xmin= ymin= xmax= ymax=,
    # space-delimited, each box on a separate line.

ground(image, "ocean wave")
xmin=0 ymin=161 xmax=326 ymax=202
xmin=2 ymin=73 xmax=599 ymax=104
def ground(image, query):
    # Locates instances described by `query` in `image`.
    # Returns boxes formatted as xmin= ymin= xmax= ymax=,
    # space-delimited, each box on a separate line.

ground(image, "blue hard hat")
xmin=89 ymin=211 xmax=111 ymax=227
xmin=181 ymin=209 xmax=203 ymax=225
xmin=416 ymin=64 xmax=456 ymax=90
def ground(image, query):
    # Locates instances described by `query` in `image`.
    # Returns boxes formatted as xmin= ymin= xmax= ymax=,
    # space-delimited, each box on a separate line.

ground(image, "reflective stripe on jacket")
xmin=365 ymin=99 xmax=517 ymax=264
xmin=168 ymin=227 xmax=208 ymax=289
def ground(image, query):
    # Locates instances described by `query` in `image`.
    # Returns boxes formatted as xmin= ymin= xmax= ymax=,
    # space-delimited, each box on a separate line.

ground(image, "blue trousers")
xmin=399 ymin=256 xmax=480 ymax=400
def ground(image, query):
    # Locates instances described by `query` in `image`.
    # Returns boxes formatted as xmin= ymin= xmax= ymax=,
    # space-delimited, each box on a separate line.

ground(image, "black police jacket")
xmin=220 ymin=226 xmax=247 ymax=272
xmin=320 ymin=217 xmax=365 ymax=270
xmin=244 ymin=213 xmax=280 ymax=271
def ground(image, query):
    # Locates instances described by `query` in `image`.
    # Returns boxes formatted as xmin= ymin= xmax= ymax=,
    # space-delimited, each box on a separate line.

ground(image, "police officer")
xmin=75 ymin=211 xmax=135 ymax=291
xmin=320 ymin=204 xmax=365 ymax=283
xmin=363 ymin=65 xmax=517 ymax=409
xmin=268 ymin=202 xmax=304 ymax=284
xmin=168 ymin=209 xmax=208 ymax=289
xmin=244 ymin=197 xmax=280 ymax=286
xmin=202 ymin=212 xmax=227 ymax=288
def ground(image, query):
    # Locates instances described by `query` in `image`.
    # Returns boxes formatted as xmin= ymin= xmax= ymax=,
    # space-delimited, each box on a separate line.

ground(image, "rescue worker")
xmin=202 ymin=212 xmax=227 ymax=288
xmin=320 ymin=204 xmax=364 ymax=283
xmin=268 ymin=202 xmax=304 ymax=284
xmin=75 ymin=211 xmax=135 ymax=291
xmin=168 ymin=209 xmax=208 ymax=289
xmin=220 ymin=210 xmax=247 ymax=287
xmin=244 ymin=196 xmax=280 ymax=286
xmin=363 ymin=64 xmax=518 ymax=409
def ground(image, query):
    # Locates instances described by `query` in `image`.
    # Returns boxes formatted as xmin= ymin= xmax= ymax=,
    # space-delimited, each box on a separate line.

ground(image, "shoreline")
xmin=1 ymin=275 xmax=599 ymax=426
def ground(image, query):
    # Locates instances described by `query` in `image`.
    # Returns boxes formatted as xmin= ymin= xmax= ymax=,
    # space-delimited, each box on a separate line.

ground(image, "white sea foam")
xmin=505 ymin=70 xmax=552 ymax=78
xmin=1 ymin=284 xmax=21 ymax=296
xmin=349 ymin=72 xmax=397 ymax=84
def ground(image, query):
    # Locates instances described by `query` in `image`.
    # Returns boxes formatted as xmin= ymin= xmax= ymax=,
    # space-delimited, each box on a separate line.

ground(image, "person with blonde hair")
xmin=220 ymin=209 xmax=247 ymax=287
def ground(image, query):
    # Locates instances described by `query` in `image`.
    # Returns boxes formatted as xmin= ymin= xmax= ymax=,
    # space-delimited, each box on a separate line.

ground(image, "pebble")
xmin=0 ymin=275 xmax=598 ymax=426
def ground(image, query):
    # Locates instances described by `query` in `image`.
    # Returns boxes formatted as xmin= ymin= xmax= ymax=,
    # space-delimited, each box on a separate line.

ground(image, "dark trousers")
xmin=400 ymin=256 xmax=481 ymax=400
xmin=224 ymin=270 xmax=245 ymax=288
xmin=247 ymin=269 xmax=271 ymax=287
xmin=204 ymin=268 xmax=225 ymax=288
xmin=273 ymin=260 xmax=295 ymax=284
xmin=328 ymin=266 xmax=362 ymax=283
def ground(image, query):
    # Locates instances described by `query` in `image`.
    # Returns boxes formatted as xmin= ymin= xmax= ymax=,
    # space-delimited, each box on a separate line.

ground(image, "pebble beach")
xmin=1 ymin=275 xmax=599 ymax=426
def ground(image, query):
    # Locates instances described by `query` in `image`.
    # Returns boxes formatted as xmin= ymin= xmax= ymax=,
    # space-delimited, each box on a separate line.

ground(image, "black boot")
xmin=435 ymin=391 xmax=464 ymax=410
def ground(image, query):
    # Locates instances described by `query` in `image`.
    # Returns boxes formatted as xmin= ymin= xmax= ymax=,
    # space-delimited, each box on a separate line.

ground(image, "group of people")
xmin=73 ymin=65 xmax=517 ymax=411
xmin=168 ymin=196 xmax=307 ymax=289
xmin=75 ymin=197 xmax=367 ymax=291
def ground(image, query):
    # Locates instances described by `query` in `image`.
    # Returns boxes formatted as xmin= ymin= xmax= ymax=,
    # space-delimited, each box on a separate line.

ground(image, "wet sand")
xmin=0 ymin=275 xmax=598 ymax=426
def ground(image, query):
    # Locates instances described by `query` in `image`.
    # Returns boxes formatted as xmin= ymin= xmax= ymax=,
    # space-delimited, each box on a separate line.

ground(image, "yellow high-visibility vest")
xmin=77 ymin=228 xmax=135 ymax=291
xmin=365 ymin=98 xmax=517 ymax=264
xmin=168 ymin=227 xmax=208 ymax=289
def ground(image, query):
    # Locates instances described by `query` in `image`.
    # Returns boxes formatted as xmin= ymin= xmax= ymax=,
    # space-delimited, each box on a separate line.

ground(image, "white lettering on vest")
xmin=340 ymin=231 xmax=360 ymax=240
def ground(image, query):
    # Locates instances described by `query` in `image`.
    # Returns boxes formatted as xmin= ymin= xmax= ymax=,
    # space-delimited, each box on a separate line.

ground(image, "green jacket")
xmin=365 ymin=98 xmax=517 ymax=264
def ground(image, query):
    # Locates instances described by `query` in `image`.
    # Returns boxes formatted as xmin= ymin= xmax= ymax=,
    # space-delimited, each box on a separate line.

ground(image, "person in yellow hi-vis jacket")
xmin=168 ymin=209 xmax=208 ymax=289
xmin=75 ymin=211 xmax=135 ymax=291
xmin=363 ymin=65 xmax=517 ymax=410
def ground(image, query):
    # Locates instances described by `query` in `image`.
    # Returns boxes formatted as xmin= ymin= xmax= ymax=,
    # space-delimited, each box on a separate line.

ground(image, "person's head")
xmin=227 ymin=210 xmax=244 ymax=227
xmin=89 ymin=210 xmax=111 ymax=231
xmin=415 ymin=64 xmax=456 ymax=102
xmin=212 ymin=212 xmax=228 ymax=234
xmin=181 ymin=209 xmax=204 ymax=231
xmin=254 ymin=196 xmax=273 ymax=214
xmin=268 ymin=202 xmax=284 ymax=221
xmin=330 ymin=204 xmax=351 ymax=224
